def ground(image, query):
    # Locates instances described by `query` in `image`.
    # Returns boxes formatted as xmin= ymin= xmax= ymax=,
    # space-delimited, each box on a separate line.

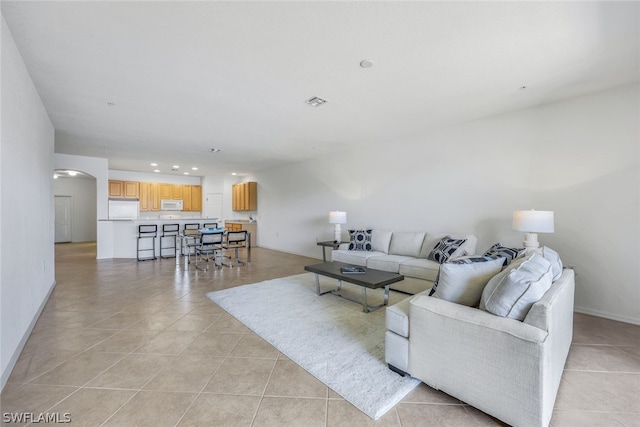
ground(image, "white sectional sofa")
xmin=385 ymin=249 xmax=575 ymax=427
xmin=331 ymin=229 xmax=477 ymax=294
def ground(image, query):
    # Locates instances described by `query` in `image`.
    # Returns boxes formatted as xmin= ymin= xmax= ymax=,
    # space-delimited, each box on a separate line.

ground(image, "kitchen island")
xmin=97 ymin=218 xmax=221 ymax=259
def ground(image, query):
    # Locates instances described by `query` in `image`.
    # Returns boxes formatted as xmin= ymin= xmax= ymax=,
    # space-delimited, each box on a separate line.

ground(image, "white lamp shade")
xmin=329 ymin=211 xmax=347 ymax=224
xmin=512 ymin=210 xmax=554 ymax=233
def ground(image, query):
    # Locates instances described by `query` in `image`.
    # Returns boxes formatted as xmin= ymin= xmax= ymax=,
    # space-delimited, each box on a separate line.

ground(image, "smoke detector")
xmin=306 ymin=96 xmax=327 ymax=107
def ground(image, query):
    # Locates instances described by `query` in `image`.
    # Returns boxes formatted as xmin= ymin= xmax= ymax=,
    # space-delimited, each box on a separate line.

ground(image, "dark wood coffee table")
xmin=304 ymin=261 xmax=404 ymax=312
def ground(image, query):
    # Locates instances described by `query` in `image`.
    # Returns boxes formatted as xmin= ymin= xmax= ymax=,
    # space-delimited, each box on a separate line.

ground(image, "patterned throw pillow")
xmin=483 ymin=243 xmax=525 ymax=266
xmin=427 ymin=236 xmax=467 ymax=264
xmin=348 ymin=229 xmax=373 ymax=251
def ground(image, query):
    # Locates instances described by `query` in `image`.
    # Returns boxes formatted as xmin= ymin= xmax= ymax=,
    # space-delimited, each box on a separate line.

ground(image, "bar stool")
xmin=160 ymin=223 xmax=179 ymax=258
xmin=137 ymin=224 xmax=157 ymax=261
xmin=183 ymin=223 xmax=201 ymax=262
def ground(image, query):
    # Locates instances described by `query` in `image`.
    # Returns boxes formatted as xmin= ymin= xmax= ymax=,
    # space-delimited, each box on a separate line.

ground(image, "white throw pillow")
xmin=430 ymin=256 xmax=505 ymax=307
xmin=480 ymin=252 xmax=553 ymax=321
xmin=371 ymin=230 xmax=393 ymax=254
xmin=537 ymin=246 xmax=563 ymax=281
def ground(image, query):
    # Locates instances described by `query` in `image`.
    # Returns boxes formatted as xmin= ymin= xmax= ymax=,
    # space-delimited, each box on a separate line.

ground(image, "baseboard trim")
xmin=1 ymin=279 xmax=57 ymax=391
xmin=574 ymin=306 xmax=640 ymax=326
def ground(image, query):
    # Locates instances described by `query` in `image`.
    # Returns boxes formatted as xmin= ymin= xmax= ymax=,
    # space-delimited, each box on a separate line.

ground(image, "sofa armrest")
xmin=338 ymin=243 xmax=349 ymax=251
xmin=408 ymin=296 xmax=552 ymax=427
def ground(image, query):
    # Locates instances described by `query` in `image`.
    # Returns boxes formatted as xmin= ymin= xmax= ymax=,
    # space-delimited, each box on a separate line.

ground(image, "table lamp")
xmin=329 ymin=211 xmax=347 ymax=243
xmin=512 ymin=210 xmax=554 ymax=251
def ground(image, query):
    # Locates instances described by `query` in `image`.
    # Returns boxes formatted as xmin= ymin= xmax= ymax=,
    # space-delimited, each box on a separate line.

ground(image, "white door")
xmin=55 ymin=196 xmax=72 ymax=243
xmin=205 ymin=193 xmax=223 ymax=221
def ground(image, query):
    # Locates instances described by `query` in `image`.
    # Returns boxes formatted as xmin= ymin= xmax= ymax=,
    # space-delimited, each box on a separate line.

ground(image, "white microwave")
xmin=161 ymin=199 xmax=183 ymax=211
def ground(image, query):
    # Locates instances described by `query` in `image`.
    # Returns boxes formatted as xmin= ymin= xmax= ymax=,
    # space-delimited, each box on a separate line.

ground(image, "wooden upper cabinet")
xmin=150 ymin=183 xmax=161 ymax=211
xmin=172 ymin=185 xmax=183 ymax=200
xmin=139 ymin=182 xmax=150 ymax=211
xmin=109 ymin=180 xmax=139 ymax=199
xmin=159 ymin=183 xmax=172 ymax=199
xmin=123 ymin=181 xmax=140 ymax=198
xmin=182 ymin=186 xmax=192 ymax=211
xmin=232 ymin=181 xmax=257 ymax=211
xmin=108 ymin=180 xmax=123 ymax=197
xmin=191 ymin=185 xmax=202 ymax=211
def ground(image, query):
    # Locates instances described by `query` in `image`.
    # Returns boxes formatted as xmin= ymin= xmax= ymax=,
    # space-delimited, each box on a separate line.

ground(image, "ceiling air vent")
xmin=306 ymin=96 xmax=327 ymax=107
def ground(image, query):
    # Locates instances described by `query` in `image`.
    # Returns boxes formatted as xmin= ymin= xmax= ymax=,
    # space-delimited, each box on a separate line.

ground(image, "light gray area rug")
xmin=207 ymin=273 xmax=420 ymax=420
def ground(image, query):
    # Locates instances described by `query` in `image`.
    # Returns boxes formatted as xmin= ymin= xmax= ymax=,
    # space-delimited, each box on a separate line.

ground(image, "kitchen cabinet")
xmin=232 ymin=181 xmax=257 ymax=211
xmin=180 ymin=185 xmax=202 ymax=212
xmin=172 ymin=185 xmax=183 ymax=200
xmin=139 ymin=183 xmax=161 ymax=212
xmin=109 ymin=180 xmax=139 ymax=199
xmin=159 ymin=183 xmax=173 ymax=199
xmin=123 ymin=181 xmax=139 ymax=198
xmin=109 ymin=180 xmax=123 ymax=197
xmin=139 ymin=182 xmax=150 ymax=210
xmin=150 ymin=183 xmax=161 ymax=210
xmin=182 ymin=185 xmax=192 ymax=211
xmin=191 ymin=185 xmax=202 ymax=211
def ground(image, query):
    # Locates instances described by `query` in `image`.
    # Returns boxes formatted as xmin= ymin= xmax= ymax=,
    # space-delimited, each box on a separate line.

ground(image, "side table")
xmin=317 ymin=240 xmax=342 ymax=262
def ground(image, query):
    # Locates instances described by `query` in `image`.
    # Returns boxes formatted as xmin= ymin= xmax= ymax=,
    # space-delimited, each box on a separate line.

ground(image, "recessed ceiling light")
xmin=231 ymin=172 xmax=237 ymax=176
xmin=173 ymin=165 xmax=180 ymax=169
xmin=191 ymin=167 xmax=198 ymax=171
xmin=306 ymin=96 xmax=327 ymax=107
xmin=210 ymin=148 xmax=221 ymax=153
xmin=359 ymin=59 xmax=374 ymax=68
xmin=183 ymin=172 xmax=189 ymax=175
xmin=154 ymin=169 xmax=160 ymax=173
xmin=150 ymin=163 xmax=158 ymax=166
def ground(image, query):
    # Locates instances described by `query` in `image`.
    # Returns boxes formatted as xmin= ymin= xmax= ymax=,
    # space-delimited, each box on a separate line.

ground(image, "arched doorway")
xmin=53 ymin=169 xmax=97 ymax=256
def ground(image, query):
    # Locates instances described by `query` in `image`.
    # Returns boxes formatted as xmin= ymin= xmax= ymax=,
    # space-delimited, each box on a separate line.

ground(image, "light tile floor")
xmin=2 ymin=242 xmax=639 ymax=426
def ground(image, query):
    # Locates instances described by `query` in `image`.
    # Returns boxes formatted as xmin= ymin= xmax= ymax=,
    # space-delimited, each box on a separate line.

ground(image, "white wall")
xmin=54 ymin=177 xmax=97 ymax=242
xmin=256 ymin=83 xmax=639 ymax=325
xmin=1 ymin=15 xmax=56 ymax=389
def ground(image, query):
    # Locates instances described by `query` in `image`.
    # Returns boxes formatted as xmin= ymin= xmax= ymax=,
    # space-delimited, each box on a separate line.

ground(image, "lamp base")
xmin=334 ymin=224 xmax=342 ymax=243
xmin=522 ymin=232 xmax=540 ymax=252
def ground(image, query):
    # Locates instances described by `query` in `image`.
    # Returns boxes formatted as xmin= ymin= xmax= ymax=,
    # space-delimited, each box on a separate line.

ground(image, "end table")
xmin=316 ymin=240 xmax=342 ymax=262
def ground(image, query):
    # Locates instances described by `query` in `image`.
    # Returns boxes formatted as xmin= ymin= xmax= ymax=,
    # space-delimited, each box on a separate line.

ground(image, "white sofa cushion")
xmin=371 ymin=229 xmax=393 ymax=254
xmin=538 ymin=246 xmax=563 ymax=281
xmin=331 ymin=249 xmax=385 ymax=266
xmin=398 ymin=258 xmax=440 ymax=282
xmin=430 ymin=256 xmax=505 ymax=307
xmin=367 ymin=254 xmax=415 ymax=273
xmin=389 ymin=232 xmax=426 ymax=258
xmin=480 ymin=252 xmax=554 ymax=321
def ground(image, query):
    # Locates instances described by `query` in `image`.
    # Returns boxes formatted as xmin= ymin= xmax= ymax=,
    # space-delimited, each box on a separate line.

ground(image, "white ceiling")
xmin=3 ymin=1 xmax=638 ymax=177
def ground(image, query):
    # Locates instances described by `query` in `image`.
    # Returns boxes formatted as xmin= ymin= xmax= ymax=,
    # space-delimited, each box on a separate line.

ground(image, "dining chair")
xmin=195 ymin=230 xmax=224 ymax=271
xmin=222 ymin=230 xmax=248 ymax=267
